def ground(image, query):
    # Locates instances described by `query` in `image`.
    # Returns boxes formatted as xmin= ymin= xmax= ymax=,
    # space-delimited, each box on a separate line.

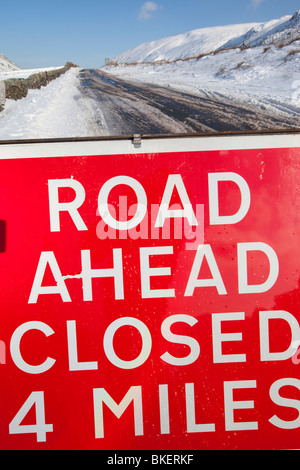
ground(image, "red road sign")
xmin=1 ymin=132 xmax=300 ymax=450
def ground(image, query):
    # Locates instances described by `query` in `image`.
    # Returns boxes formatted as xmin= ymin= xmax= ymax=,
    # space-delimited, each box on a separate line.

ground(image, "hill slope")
xmin=0 ymin=53 xmax=20 ymax=73
xmin=114 ymin=10 xmax=300 ymax=64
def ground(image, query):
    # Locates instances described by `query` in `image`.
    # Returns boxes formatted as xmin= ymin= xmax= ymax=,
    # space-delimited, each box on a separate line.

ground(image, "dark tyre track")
xmin=79 ymin=69 xmax=297 ymax=135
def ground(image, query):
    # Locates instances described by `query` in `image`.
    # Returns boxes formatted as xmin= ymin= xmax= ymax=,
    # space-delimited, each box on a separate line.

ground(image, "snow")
xmin=0 ymin=68 xmax=108 ymax=140
xmin=0 ymin=66 xmax=64 ymax=81
xmin=222 ymin=10 xmax=300 ymax=49
xmin=0 ymin=9 xmax=299 ymax=140
xmin=106 ymin=42 xmax=300 ymax=121
xmin=114 ymin=22 xmax=260 ymax=64
xmin=113 ymin=11 xmax=300 ymax=64
xmin=0 ymin=53 xmax=20 ymax=74
xmin=105 ymin=10 xmax=300 ymax=126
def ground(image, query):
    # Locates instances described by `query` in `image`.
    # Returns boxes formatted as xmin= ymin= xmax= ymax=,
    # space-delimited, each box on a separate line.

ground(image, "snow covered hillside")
xmin=114 ymin=22 xmax=260 ymax=64
xmin=0 ymin=53 xmax=20 ymax=73
xmin=106 ymin=10 xmax=300 ymax=128
xmin=113 ymin=10 xmax=300 ymax=64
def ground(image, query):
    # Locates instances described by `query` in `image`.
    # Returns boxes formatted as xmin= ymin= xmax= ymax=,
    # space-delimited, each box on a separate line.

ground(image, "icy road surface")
xmin=0 ymin=67 xmax=298 ymax=141
xmin=79 ymin=69 xmax=298 ymax=135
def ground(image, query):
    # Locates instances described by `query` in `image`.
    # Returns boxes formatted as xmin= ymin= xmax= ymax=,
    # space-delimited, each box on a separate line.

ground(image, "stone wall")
xmin=1 ymin=62 xmax=77 ymax=106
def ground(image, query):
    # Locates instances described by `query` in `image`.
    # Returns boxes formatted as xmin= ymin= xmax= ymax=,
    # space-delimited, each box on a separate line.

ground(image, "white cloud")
xmin=249 ymin=0 xmax=267 ymax=8
xmin=139 ymin=2 xmax=160 ymax=20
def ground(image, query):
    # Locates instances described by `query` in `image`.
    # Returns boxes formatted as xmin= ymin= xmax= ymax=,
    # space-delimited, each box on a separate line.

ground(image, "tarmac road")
xmin=78 ymin=69 xmax=297 ymax=135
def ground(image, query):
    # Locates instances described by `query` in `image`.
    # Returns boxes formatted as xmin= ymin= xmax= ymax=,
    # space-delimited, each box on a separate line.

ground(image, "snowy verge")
xmin=0 ymin=68 xmax=108 ymax=140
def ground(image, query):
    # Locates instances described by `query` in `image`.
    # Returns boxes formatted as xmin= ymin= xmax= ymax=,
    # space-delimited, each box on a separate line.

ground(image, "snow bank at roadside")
xmin=0 ymin=68 xmax=108 ymax=140
xmin=0 ymin=66 xmax=64 ymax=81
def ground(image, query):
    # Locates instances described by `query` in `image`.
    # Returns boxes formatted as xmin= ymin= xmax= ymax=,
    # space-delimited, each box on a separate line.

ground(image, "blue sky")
xmin=1 ymin=0 xmax=299 ymax=69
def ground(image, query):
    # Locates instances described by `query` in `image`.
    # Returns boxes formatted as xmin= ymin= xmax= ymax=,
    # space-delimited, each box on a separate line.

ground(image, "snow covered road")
xmin=79 ymin=69 xmax=299 ymax=135
xmin=0 ymin=66 xmax=298 ymax=141
xmin=0 ymin=10 xmax=299 ymax=140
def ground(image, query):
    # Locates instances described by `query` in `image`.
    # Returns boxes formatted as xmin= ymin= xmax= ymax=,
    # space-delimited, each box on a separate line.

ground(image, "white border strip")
xmin=0 ymin=133 xmax=299 ymax=159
